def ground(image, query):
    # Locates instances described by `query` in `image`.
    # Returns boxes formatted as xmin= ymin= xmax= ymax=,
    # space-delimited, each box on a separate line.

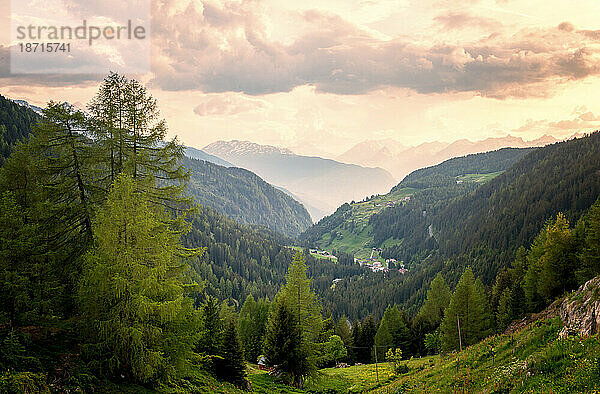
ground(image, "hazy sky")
xmin=2 ymin=0 xmax=600 ymax=156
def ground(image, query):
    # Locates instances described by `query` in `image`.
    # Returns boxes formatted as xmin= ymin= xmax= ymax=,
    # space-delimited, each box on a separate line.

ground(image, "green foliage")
xmin=324 ymin=335 xmax=347 ymax=364
xmin=424 ymin=331 xmax=441 ymax=354
xmin=375 ymin=305 xmax=410 ymax=357
xmin=264 ymin=252 xmax=323 ymax=387
xmin=78 ymin=174 xmax=201 ymax=384
xmin=0 ymin=371 xmax=49 ymax=393
xmin=385 ymin=348 xmax=408 ymax=374
xmin=578 ymin=198 xmax=600 ymax=282
xmin=524 ymin=214 xmax=578 ymax=311
xmin=417 ymin=273 xmax=451 ymax=329
xmin=440 ymin=268 xmax=492 ymax=352
xmin=264 ymin=298 xmax=305 ymax=386
xmin=215 ymin=314 xmax=247 ymax=387
xmin=239 ymin=295 xmax=270 ymax=363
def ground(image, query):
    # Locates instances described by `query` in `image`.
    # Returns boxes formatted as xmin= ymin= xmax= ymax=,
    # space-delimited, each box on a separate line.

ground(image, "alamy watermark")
xmin=10 ymin=0 xmax=151 ymax=74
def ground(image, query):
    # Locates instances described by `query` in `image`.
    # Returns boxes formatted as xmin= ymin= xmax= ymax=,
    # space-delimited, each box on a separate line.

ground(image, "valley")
xmin=2 ymin=76 xmax=600 ymax=393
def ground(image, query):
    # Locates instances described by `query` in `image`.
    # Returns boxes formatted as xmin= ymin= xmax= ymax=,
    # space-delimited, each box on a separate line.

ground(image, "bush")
xmin=0 ymin=371 xmax=49 ymax=393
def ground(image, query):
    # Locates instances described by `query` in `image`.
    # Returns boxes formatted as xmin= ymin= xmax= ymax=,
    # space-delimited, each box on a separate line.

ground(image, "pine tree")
xmin=264 ymin=298 xmax=305 ymax=386
xmin=216 ymin=315 xmax=247 ymax=387
xmin=263 ymin=252 xmax=322 ymax=387
xmin=440 ymin=267 xmax=492 ymax=352
xmin=78 ymin=174 xmax=200 ymax=384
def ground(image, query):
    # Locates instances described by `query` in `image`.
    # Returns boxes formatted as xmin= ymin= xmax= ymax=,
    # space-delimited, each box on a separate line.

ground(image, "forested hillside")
xmin=299 ymin=148 xmax=532 ymax=258
xmin=184 ymin=156 xmax=312 ymax=238
xmin=378 ymin=133 xmax=600 ymax=284
xmin=0 ymin=94 xmax=40 ymax=164
xmin=318 ymin=133 xmax=600 ymax=320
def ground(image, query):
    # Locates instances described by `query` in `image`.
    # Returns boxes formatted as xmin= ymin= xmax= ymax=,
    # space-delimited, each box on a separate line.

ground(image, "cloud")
xmin=512 ymin=109 xmax=600 ymax=135
xmin=433 ymin=12 xmax=502 ymax=31
xmin=147 ymin=2 xmax=600 ymax=99
xmin=0 ymin=45 xmax=106 ymax=87
xmin=193 ymin=93 xmax=267 ymax=116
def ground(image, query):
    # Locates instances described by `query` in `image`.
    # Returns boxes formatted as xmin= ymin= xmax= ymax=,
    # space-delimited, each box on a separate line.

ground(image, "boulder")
xmin=559 ymin=276 xmax=600 ymax=338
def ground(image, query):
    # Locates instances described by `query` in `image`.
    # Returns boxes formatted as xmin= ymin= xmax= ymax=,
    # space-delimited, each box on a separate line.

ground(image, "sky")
xmin=1 ymin=0 xmax=600 ymax=157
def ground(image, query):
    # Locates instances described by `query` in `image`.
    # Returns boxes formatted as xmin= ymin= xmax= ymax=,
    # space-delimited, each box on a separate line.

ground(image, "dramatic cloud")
xmin=148 ymin=1 xmax=600 ymax=99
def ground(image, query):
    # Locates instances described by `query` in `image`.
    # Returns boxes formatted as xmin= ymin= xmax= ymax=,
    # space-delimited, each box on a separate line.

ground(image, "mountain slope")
xmin=299 ymin=147 xmax=534 ymax=258
xmin=203 ymin=140 xmax=397 ymax=220
xmin=183 ymin=156 xmax=312 ymax=237
xmin=0 ymin=94 xmax=40 ymax=164
xmin=184 ymin=146 xmax=233 ymax=167
xmin=338 ymin=134 xmax=560 ymax=179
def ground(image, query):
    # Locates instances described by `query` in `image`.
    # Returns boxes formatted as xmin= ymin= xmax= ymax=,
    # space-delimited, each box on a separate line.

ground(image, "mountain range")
xmin=1 ymin=94 xmax=312 ymax=238
xmin=336 ymin=135 xmax=564 ymax=180
xmin=203 ymin=140 xmax=398 ymax=221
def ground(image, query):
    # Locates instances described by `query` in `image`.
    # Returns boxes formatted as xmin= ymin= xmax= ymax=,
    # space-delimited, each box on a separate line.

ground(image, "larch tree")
xmin=440 ymin=267 xmax=492 ymax=352
xmin=87 ymin=73 xmax=190 ymax=215
xmin=417 ymin=273 xmax=451 ymax=329
xmin=78 ymin=174 xmax=200 ymax=384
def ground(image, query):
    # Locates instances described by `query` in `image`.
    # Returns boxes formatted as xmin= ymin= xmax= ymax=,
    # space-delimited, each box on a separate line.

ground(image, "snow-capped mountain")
xmin=204 ymin=140 xmax=295 ymax=158
xmin=203 ymin=140 xmax=396 ymax=221
xmin=11 ymin=99 xmax=44 ymax=115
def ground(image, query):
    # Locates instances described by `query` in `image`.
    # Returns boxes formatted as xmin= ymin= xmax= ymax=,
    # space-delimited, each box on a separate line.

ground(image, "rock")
xmin=559 ymin=276 xmax=600 ymax=338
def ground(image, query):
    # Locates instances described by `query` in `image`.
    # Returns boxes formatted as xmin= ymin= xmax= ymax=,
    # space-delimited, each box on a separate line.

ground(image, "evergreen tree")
xmin=197 ymin=296 xmax=223 ymax=361
xmin=87 ymin=73 xmax=190 ymax=214
xmin=239 ymin=295 xmax=270 ymax=363
xmin=375 ymin=305 xmax=411 ymax=358
xmin=78 ymin=174 xmax=200 ymax=384
xmin=578 ymin=199 xmax=600 ymax=282
xmin=355 ymin=315 xmax=377 ymax=363
xmin=440 ymin=268 xmax=492 ymax=352
xmin=264 ymin=298 xmax=305 ymax=386
xmin=216 ymin=314 xmax=247 ymax=387
xmin=417 ymin=273 xmax=451 ymax=329
xmin=524 ymin=214 xmax=578 ymax=310
xmin=263 ymin=252 xmax=322 ymax=387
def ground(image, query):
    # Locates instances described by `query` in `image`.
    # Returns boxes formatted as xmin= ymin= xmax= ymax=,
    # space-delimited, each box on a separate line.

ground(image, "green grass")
xmin=456 ymin=171 xmax=503 ymax=184
xmin=311 ymin=187 xmax=418 ymax=257
xmin=373 ymin=317 xmax=600 ymax=393
xmin=243 ymin=317 xmax=600 ymax=393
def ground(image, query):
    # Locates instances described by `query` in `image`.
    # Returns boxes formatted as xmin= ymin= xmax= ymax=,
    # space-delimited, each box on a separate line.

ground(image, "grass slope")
xmin=375 ymin=318 xmax=600 ymax=393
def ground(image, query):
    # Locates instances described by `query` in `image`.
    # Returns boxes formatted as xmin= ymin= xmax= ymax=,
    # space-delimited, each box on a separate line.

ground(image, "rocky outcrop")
xmin=559 ymin=276 xmax=600 ymax=338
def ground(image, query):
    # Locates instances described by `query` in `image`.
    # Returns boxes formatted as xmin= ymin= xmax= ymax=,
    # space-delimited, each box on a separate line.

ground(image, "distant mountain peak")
xmin=204 ymin=140 xmax=295 ymax=156
xmin=11 ymin=99 xmax=44 ymax=115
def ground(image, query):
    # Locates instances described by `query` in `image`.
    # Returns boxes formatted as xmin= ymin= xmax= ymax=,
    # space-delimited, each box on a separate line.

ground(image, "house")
xmin=257 ymin=356 xmax=271 ymax=371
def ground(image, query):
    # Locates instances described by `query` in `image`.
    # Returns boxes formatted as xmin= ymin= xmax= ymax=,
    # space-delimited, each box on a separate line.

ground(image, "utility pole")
xmin=457 ymin=314 xmax=462 ymax=352
xmin=374 ymin=345 xmax=379 ymax=382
